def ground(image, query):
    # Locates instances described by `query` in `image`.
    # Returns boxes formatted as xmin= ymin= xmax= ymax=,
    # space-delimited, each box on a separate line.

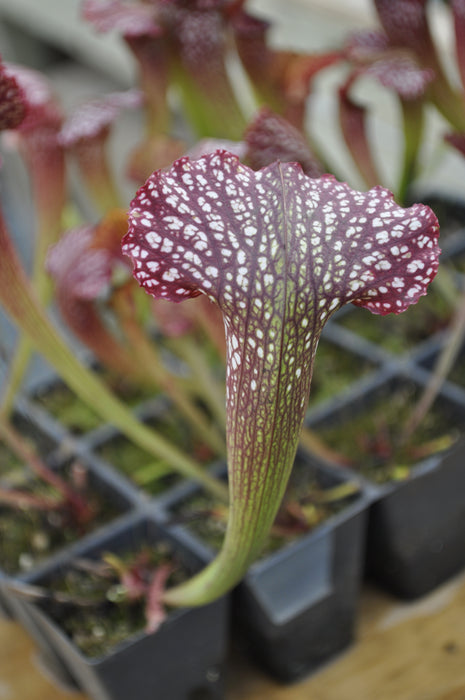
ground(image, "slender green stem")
xmin=1 ymin=157 xmax=66 ymax=415
xmin=315 ymin=480 xmax=360 ymax=504
xmin=1 ymin=345 xmax=32 ymax=415
xmin=74 ymin=140 xmax=122 ymax=215
xmin=397 ymin=99 xmax=424 ymax=205
xmin=163 ymin=313 xmax=317 ymax=608
xmin=127 ymin=37 xmax=171 ymax=139
xmin=170 ymin=57 xmax=246 ymax=140
xmin=168 ymin=336 xmax=226 ymax=426
xmin=428 ymin=74 xmax=465 ymax=133
xmin=402 ymin=284 xmax=465 ymax=442
xmin=2 ymin=227 xmax=63 ymax=414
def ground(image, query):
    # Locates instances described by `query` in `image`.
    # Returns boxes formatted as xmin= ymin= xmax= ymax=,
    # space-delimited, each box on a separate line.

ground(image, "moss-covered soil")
xmin=42 ymin=541 xmax=189 ymax=658
xmin=311 ymin=337 xmax=376 ymax=404
xmin=0 ymin=452 xmax=122 ymax=575
xmin=318 ymin=382 xmax=462 ymax=483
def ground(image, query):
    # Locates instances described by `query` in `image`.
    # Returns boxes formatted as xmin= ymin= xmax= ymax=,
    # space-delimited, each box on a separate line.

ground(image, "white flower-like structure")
xmin=123 ymin=150 xmax=440 ymax=605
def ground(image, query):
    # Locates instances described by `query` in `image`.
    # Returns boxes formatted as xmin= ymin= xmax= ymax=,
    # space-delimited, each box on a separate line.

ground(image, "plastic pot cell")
xmin=0 ymin=413 xmax=48 ymax=617
xmin=0 ymin=402 xmax=136 ymax=620
xmin=308 ymin=368 xmax=465 ymax=599
xmin=15 ymin=515 xmax=229 ymax=700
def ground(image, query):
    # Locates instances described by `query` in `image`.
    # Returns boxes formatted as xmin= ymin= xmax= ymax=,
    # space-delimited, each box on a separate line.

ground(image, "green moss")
xmin=0 ymin=464 xmax=122 ymax=575
xmin=311 ymin=337 xmax=375 ymax=404
xmin=0 ymin=441 xmax=25 ymax=482
xmin=447 ymin=355 xmax=465 ymax=387
xmin=44 ymin=542 xmax=189 ymax=658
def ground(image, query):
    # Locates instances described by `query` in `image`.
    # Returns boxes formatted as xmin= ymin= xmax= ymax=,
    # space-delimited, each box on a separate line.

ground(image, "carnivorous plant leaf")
xmin=83 ymin=0 xmax=246 ymax=140
xmin=46 ymin=215 xmax=140 ymax=381
xmin=340 ymin=52 xmax=434 ymax=199
xmin=0 ymin=63 xmax=27 ymax=130
xmin=373 ymin=0 xmax=431 ymax=58
xmin=244 ymin=107 xmax=323 ymax=176
xmin=232 ymin=10 xmax=341 ymax=129
xmin=0 ymin=62 xmax=66 ymax=415
xmin=374 ymin=0 xmax=465 ymax=130
xmin=344 ymin=30 xmax=390 ymax=63
xmin=366 ymin=54 xmax=434 ymax=100
xmin=58 ymin=90 xmax=143 ymax=211
xmin=82 ymin=0 xmax=160 ymax=37
xmin=123 ymin=151 xmax=440 ymax=606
